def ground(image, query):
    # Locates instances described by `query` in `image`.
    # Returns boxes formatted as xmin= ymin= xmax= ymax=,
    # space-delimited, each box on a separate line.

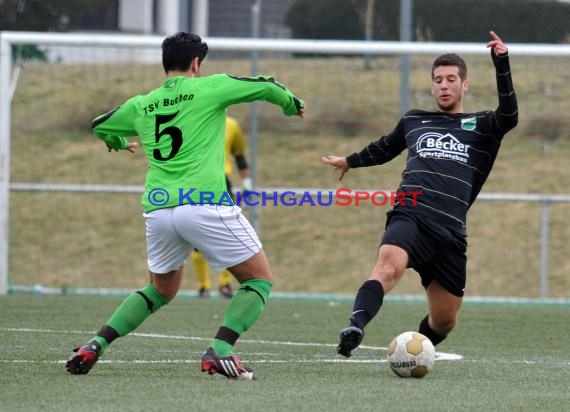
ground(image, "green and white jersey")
xmin=92 ymin=74 xmax=304 ymax=212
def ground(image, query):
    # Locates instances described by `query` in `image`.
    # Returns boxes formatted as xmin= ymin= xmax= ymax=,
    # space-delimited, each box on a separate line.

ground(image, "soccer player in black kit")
xmin=322 ymin=31 xmax=518 ymax=356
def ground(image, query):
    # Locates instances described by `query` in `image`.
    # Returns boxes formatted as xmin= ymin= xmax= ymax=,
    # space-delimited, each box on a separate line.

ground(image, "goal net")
xmin=1 ymin=32 xmax=570 ymax=299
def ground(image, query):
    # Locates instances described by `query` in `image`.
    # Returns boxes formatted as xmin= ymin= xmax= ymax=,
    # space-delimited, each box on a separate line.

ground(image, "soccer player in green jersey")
xmin=65 ymin=32 xmax=305 ymax=380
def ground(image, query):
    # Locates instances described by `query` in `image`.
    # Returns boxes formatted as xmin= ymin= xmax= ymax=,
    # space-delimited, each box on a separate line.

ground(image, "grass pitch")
xmin=1 ymin=294 xmax=569 ymax=411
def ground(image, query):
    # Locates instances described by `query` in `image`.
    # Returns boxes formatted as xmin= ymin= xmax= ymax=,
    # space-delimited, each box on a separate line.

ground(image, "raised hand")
xmin=486 ymin=31 xmax=508 ymax=56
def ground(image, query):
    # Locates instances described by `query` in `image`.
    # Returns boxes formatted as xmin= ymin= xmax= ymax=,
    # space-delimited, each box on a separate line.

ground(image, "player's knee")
xmin=138 ymin=283 xmax=171 ymax=313
xmin=373 ymin=264 xmax=403 ymax=292
xmin=258 ymin=271 xmax=274 ymax=283
xmin=151 ymin=278 xmax=179 ymax=301
xmin=240 ymin=278 xmax=272 ymax=305
xmin=431 ymin=315 xmax=457 ymax=335
xmin=155 ymin=287 xmax=176 ymax=301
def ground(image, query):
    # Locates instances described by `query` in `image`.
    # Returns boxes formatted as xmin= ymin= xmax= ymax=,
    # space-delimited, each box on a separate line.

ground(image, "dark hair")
xmin=431 ymin=53 xmax=467 ymax=80
xmin=161 ymin=32 xmax=209 ymax=73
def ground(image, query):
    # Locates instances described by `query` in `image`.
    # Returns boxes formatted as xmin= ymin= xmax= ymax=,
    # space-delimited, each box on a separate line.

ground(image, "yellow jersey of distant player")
xmin=224 ymin=116 xmax=246 ymax=176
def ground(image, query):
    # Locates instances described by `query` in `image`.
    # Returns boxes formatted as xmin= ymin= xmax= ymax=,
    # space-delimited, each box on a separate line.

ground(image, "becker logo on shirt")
xmin=416 ymin=132 xmax=470 ymax=163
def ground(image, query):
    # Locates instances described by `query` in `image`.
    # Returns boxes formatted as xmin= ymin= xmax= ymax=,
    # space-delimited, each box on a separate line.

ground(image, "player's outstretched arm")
xmin=323 ymin=135 xmax=404 ymax=180
xmin=92 ymin=96 xmax=140 ymax=152
xmin=219 ymin=74 xmax=305 ymax=118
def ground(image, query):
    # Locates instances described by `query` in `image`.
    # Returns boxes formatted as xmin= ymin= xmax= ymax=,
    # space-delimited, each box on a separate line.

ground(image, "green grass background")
xmin=0 ymin=295 xmax=569 ymax=411
xmin=8 ymin=52 xmax=570 ymax=297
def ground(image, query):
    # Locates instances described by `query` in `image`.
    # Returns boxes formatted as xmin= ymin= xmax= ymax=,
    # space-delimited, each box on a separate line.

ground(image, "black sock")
xmin=96 ymin=325 xmax=119 ymax=344
xmin=349 ymin=280 xmax=384 ymax=330
xmin=418 ymin=315 xmax=447 ymax=346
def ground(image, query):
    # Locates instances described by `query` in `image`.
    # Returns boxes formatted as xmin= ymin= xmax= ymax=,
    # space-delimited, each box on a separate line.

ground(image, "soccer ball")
xmin=387 ymin=331 xmax=436 ymax=378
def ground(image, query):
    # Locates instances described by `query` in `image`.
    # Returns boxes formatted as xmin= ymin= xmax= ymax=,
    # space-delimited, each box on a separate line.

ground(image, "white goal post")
xmin=2 ymin=31 xmax=570 ymax=296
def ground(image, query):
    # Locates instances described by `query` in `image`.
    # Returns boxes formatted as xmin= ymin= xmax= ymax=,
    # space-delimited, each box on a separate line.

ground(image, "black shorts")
xmin=381 ymin=211 xmax=467 ymax=297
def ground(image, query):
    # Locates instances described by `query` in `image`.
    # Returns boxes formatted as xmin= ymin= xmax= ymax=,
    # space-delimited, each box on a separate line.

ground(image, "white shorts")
xmin=144 ymin=204 xmax=262 ymax=274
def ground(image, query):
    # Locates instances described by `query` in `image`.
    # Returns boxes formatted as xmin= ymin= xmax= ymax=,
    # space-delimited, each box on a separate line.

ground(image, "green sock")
xmin=212 ymin=338 xmax=234 ymax=357
xmin=93 ymin=283 xmax=169 ymax=353
xmin=212 ymin=279 xmax=272 ymax=356
xmin=92 ymin=336 xmax=109 ymax=354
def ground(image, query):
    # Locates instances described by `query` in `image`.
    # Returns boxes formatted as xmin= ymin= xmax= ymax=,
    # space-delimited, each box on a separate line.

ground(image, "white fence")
xmin=8 ymin=182 xmax=570 ymax=299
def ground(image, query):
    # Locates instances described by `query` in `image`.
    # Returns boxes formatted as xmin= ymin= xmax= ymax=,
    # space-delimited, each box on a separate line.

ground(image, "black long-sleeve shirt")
xmin=346 ymin=52 xmax=518 ymax=236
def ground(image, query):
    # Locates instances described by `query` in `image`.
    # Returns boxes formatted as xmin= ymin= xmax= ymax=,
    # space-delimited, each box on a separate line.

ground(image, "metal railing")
xmin=9 ymin=182 xmax=570 ymax=298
